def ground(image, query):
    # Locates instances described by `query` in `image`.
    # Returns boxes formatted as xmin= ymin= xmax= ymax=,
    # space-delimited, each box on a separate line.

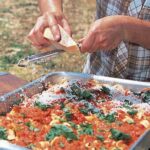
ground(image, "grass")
xmin=0 ymin=0 xmax=95 ymax=81
xmin=0 ymin=48 xmax=35 ymax=70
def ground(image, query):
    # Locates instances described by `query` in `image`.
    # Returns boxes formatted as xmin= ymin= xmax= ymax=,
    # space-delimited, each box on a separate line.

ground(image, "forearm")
xmin=38 ymin=0 xmax=62 ymax=14
xmin=122 ymin=16 xmax=150 ymax=49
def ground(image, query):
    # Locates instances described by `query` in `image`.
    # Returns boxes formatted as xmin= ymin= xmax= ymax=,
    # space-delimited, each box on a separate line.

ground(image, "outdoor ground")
xmin=0 ymin=0 xmax=95 ymax=81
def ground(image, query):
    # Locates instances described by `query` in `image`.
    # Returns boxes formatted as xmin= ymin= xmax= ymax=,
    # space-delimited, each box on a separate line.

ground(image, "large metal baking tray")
xmin=0 ymin=72 xmax=150 ymax=150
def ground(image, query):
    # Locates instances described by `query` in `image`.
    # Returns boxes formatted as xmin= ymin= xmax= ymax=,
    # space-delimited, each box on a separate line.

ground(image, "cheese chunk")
xmin=43 ymin=25 xmax=79 ymax=52
xmin=140 ymin=120 xmax=150 ymax=128
xmin=7 ymin=129 xmax=15 ymax=140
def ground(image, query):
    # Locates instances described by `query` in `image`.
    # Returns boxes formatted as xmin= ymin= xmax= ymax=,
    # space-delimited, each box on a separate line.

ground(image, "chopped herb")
xmin=105 ymin=112 xmax=116 ymax=123
xmin=123 ymin=101 xmax=132 ymax=109
xmin=79 ymin=108 xmax=89 ymax=116
xmin=59 ymin=118 xmax=66 ymax=122
xmin=70 ymin=83 xmax=82 ymax=97
xmin=132 ymin=91 xmax=141 ymax=97
xmin=63 ymin=107 xmax=73 ymax=121
xmin=69 ymin=122 xmax=77 ymax=129
xmin=79 ymin=123 xmax=93 ymax=135
xmin=0 ymin=127 xmax=7 ymax=140
xmin=101 ymin=86 xmax=111 ymax=95
xmin=96 ymin=135 xmax=104 ymax=142
xmin=46 ymin=124 xmax=77 ymax=141
xmin=127 ymin=109 xmax=138 ymax=116
xmin=83 ymin=101 xmax=100 ymax=115
xmin=25 ymin=122 xmax=31 ymax=127
xmin=25 ymin=122 xmax=39 ymax=132
xmin=64 ymin=111 xmax=73 ymax=121
xmin=13 ymin=99 xmax=23 ymax=106
xmin=60 ymin=87 xmax=65 ymax=93
xmin=123 ymin=100 xmax=138 ymax=116
xmin=82 ymin=90 xmax=93 ymax=99
xmin=34 ymin=101 xmax=53 ymax=110
xmin=60 ymin=102 xmax=65 ymax=109
xmin=98 ymin=112 xmax=116 ymax=123
xmin=21 ymin=113 xmax=26 ymax=118
xmin=110 ymin=128 xmax=131 ymax=141
xmin=98 ymin=113 xmax=106 ymax=120
xmin=124 ymin=99 xmax=133 ymax=105
xmin=123 ymin=104 xmax=131 ymax=110
xmin=142 ymin=91 xmax=150 ymax=103
xmin=69 ymin=83 xmax=93 ymax=100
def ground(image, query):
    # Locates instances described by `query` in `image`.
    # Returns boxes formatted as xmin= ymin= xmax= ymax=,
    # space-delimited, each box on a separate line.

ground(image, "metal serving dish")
xmin=0 ymin=72 xmax=150 ymax=150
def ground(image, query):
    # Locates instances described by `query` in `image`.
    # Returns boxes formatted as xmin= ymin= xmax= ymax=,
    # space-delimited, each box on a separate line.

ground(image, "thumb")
xmin=80 ymin=32 xmax=94 ymax=53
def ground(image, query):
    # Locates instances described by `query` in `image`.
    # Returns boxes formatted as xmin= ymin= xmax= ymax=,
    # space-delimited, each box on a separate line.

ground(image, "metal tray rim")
xmin=0 ymin=71 xmax=150 ymax=150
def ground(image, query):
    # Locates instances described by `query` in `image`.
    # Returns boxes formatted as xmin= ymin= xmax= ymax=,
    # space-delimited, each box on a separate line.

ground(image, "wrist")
xmin=48 ymin=0 xmax=63 ymax=13
xmin=113 ymin=16 xmax=130 ymax=42
xmin=39 ymin=0 xmax=63 ymax=15
xmin=120 ymin=16 xmax=138 ymax=43
xmin=113 ymin=15 xmax=127 ymax=41
xmin=121 ymin=16 xmax=130 ymax=42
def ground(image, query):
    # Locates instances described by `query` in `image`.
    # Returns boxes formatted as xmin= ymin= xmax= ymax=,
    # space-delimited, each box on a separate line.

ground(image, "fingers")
xmin=47 ymin=14 xmax=61 ymax=41
xmin=80 ymin=31 xmax=96 ymax=53
xmin=28 ymin=12 xmax=72 ymax=49
xmin=28 ymin=14 xmax=61 ymax=48
xmin=61 ymin=18 xmax=72 ymax=36
xmin=28 ymin=16 xmax=50 ymax=48
xmin=28 ymin=28 xmax=41 ymax=47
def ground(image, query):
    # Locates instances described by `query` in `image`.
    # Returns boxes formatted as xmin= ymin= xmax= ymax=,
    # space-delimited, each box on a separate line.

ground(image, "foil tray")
xmin=0 ymin=72 xmax=150 ymax=150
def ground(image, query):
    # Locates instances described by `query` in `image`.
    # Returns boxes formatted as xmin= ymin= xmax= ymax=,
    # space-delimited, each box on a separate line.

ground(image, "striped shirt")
xmin=83 ymin=0 xmax=150 ymax=81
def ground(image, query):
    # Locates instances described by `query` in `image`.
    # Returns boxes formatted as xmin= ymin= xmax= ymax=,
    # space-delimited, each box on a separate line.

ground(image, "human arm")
xmin=123 ymin=16 xmax=150 ymax=49
xmin=28 ymin=0 xmax=71 ymax=49
xmin=80 ymin=15 xmax=150 ymax=53
xmin=38 ymin=0 xmax=62 ymax=15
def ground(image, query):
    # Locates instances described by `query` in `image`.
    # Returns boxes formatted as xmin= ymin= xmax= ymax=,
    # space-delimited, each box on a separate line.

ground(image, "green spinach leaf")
xmin=142 ymin=91 xmax=150 ymax=103
xmin=0 ymin=127 xmax=7 ymax=140
xmin=101 ymin=86 xmax=111 ymax=95
xmin=127 ymin=109 xmax=138 ymax=116
xmin=46 ymin=124 xmax=77 ymax=141
xmin=34 ymin=101 xmax=53 ymax=110
xmin=69 ymin=83 xmax=93 ymax=100
xmin=25 ymin=122 xmax=39 ymax=132
xmin=78 ymin=123 xmax=93 ymax=135
xmin=110 ymin=128 xmax=131 ymax=141
xmin=96 ymin=135 xmax=104 ymax=142
xmin=63 ymin=108 xmax=73 ymax=121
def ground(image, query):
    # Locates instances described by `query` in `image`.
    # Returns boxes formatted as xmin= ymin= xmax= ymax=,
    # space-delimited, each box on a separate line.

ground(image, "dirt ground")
xmin=0 ymin=0 xmax=96 ymax=81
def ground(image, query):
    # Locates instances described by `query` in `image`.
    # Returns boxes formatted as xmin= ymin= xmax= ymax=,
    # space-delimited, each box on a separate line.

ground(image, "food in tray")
xmin=0 ymin=79 xmax=150 ymax=150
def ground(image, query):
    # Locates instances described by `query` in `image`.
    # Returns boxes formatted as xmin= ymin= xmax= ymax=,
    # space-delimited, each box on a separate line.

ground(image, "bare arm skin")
xmin=28 ymin=0 xmax=71 ymax=49
xmin=80 ymin=15 xmax=150 ymax=53
xmin=38 ymin=0 xmax=62 ymax=14
xmin=123 ymin=16 xmax=150 ymax=49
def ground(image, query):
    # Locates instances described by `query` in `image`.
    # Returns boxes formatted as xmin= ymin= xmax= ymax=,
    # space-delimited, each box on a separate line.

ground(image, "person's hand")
xmin=79 ymin=16 xmax=125 ymax=53
xmin=28 ymin=11 xmax=71 ymax=49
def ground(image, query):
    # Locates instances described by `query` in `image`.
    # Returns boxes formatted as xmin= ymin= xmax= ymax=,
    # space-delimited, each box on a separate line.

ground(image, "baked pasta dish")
xmin=0 ymin=79 xmax=150 ymax=150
